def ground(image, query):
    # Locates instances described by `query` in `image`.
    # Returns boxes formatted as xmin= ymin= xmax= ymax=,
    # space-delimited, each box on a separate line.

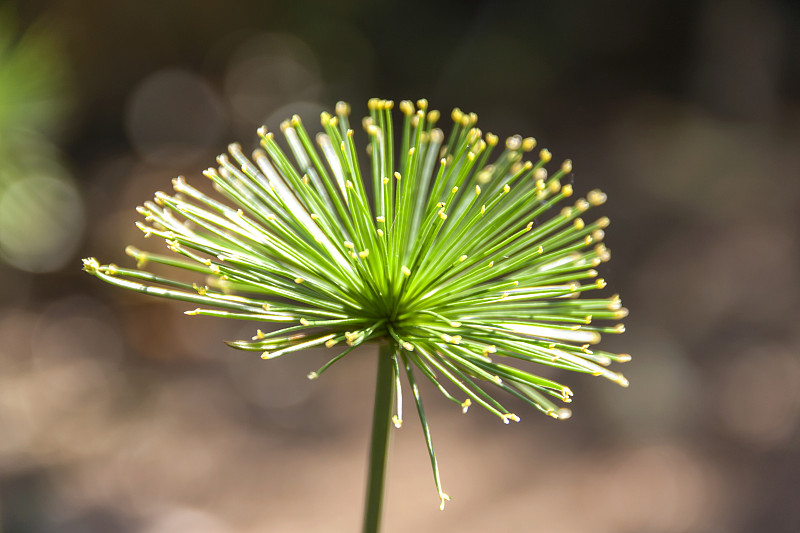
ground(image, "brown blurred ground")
xmin=1 ymin=0 xmax=799 ymax=531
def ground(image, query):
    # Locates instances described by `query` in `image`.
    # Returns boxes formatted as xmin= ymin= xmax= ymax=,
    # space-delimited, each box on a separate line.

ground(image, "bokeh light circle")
xmin=0 ymin=174 xmax=85 ymax=273
xmin=125 ymin=69 xmax=226 ymax=164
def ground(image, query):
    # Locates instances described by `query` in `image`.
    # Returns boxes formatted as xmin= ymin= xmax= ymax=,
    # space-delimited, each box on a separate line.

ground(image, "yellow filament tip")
xmin=501 ymin=413 xmax=520 ymax=424
xmin=521 ymin=137 xmax=537 ymax=151
xmin=461 ymin=398 xmax=471 ymax=414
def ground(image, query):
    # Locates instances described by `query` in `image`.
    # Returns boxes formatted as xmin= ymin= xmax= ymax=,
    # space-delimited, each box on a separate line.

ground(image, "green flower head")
xmin=84 ymin=98 xmax=629 ymax=508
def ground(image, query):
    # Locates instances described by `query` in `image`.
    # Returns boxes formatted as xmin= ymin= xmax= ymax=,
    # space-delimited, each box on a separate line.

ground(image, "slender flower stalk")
xmin=84 ymin=98 xmax=629 ymax=528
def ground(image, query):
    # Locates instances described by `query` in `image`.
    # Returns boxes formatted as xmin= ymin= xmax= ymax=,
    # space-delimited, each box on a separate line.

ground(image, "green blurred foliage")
xmin=0 ymin=6 xmax=83 ymax=273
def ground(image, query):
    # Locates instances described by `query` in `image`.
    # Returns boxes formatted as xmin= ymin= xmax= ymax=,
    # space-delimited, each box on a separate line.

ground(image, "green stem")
xmin=362 ymin=342 xmax=395 ymax=533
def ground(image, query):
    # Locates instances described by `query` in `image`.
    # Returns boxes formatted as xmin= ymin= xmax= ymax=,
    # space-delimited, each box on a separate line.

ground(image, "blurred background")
xmin=1 ymin=0 xmax=799 ymax=531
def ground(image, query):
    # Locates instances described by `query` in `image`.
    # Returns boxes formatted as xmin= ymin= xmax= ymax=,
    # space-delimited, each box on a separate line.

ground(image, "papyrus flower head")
xmin=84 ymin=98 xmax=629 ymax=508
